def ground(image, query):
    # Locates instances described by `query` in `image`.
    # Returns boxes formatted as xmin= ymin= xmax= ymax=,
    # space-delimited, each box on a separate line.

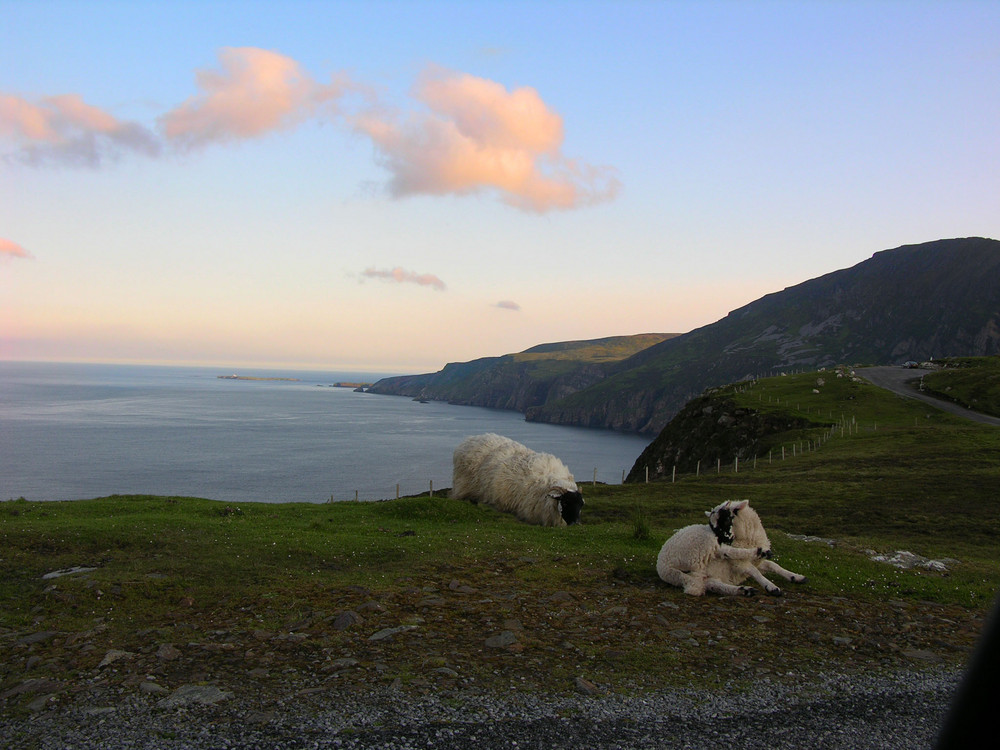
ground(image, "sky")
xmin=2 ymin=0 xmax=998 ymax=373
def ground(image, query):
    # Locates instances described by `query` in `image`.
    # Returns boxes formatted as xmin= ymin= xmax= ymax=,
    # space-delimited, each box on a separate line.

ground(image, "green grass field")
xmin=2 ymin=366 xmax=998 ymax=706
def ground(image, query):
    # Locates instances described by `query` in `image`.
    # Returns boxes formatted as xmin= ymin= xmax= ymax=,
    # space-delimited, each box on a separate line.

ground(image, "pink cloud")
xmin=352 ymin=66 xmax=620 ymax=212
xmin=159 ymin=47 xmax=349 ymax=149
xmin=361 ymin=267 xmax=446 ymax=291
xmin=0 ymin=237 xmax=31 ymax=259
xmin=495 ymin=300 xmax=521 ymax=311
xmin=0 ymin=93 xmax=160 ymax=166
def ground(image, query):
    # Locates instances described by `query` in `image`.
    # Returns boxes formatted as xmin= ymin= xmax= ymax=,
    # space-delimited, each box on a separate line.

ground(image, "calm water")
xmin=0 ymin=361 xmax=650 ymax=503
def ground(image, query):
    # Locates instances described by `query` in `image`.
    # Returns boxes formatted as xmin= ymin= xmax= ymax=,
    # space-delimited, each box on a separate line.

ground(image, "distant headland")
xmin=217 ymin=375 xmax=300 ymax=382
xmin=218 ymin=374 xmax=373 ymax=388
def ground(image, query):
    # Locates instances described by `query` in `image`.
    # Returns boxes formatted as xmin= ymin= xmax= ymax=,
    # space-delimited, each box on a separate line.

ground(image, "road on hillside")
xmin=858 ymin=366 xmax=1000 ymax=426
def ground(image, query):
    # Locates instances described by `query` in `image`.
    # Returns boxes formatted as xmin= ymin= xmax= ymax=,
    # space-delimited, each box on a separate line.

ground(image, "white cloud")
xmin=0 ymin=237 xmax=31 ymax=259
xmin=0 ymin=93 xmax=159 ymax=167
xmin=159 ymin=47 xmax=349 ymax=149
xmin=361 ymin=266 xmax=446 ymax=291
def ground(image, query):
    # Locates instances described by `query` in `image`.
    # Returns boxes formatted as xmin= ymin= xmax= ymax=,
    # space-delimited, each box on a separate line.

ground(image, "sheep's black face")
xmin=707 ymin=504 xmax=735 ymax=544
xmin=558 ymin=491 xmax=584 ymax=525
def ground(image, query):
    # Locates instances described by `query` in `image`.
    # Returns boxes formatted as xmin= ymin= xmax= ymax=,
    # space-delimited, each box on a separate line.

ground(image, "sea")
xmin=0 ymin=361 xmax=651 ymax=504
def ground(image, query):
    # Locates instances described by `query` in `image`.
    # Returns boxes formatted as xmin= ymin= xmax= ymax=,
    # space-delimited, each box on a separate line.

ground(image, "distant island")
xmin=218 ymin=375 xmax=300 ymax=382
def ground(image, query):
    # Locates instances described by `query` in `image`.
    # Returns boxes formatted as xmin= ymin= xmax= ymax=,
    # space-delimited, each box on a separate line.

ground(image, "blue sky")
xmin=2 ymin=0 xmax=997 ymax=372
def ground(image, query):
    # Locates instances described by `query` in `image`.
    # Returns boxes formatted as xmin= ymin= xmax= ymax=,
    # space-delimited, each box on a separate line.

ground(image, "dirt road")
xmin=858 ymin=367 xmax=1000 ymax=426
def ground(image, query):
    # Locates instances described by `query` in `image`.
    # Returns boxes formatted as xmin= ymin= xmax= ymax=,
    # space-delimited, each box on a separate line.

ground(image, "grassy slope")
xmin=2 ymin=369 xmax=998 ymax=708
xmin=920 ymin=356 xmax=1000 ymax=417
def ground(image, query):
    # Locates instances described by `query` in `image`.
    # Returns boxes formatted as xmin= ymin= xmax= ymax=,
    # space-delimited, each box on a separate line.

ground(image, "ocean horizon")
xmin=0 ymin=360 xmax=651 ymax=504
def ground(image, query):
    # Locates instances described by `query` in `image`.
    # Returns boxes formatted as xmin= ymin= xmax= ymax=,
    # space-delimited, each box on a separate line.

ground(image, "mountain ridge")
xmin=369 ymin=237 xmax=1000 ymax=434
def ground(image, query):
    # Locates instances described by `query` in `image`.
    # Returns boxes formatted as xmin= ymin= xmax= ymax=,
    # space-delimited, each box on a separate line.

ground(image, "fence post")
xmin=696 ymin=460 xmax=700 ymax=476
xmin=396 ymin=484 xmax=400 ymax=499
xmin=734 ymin=457 xmax=739 ymax=473
xmin=672 ymin=466 xmax=676 ymax=483
xmin=717 ymin=458 xmax=721 ymax=474
xmin=645 ymin=466 xmax=649 ymax=483
xmin=430 ymin=480 xmax=434 ymax=497
xmin=355 ymin=490 xmax=359 ymax=502
xmin=593 ymin=468 xmax=598 ymax=486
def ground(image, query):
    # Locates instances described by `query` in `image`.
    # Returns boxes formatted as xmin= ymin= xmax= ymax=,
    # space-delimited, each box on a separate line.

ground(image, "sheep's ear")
xmin=732 ymin=500 xmax=749 ymax=513
xmin=704 ymin=510 xmax=711 ymax=518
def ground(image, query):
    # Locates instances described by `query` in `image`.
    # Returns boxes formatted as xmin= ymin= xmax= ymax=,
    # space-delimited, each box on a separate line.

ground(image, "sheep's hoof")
xmin=793 ymin=576 xmax=807 ymax=584
xmin=737 ymin=587 xmax=755 ymax=597
xmin=766 ymin=587 xmax=783 ymax=597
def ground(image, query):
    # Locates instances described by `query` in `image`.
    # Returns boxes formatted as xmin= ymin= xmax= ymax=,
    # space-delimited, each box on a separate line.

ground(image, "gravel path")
xmin=857 ymin=367 xmax=1000 ymax=426
xmin=0 ymin=667 xmax=963 ymax=749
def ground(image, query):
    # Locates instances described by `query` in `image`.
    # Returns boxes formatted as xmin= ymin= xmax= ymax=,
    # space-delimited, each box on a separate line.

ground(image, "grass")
xmin=2 ymin=366 xmax=999 ymax=708
xmin=920 ymin=356 xmax=1000 ymax=417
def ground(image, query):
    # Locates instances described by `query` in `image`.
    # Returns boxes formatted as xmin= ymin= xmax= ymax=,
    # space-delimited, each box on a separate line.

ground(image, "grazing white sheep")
xmin=656 ymin=500 xmax=770 ymax=596
xmin=705 ymin=500 xmax=807 ymax=596
xmin=451 ymin=433 xmax=584 ymax=527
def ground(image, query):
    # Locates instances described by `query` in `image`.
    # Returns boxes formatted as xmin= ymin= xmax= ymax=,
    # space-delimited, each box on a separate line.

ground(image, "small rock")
xmin=139 ymin=681 xmax=169 ymax=695
xmin=332 ymin=611 xmax=363 ymax=631
xmin=98 ymin=649 xmax=136 ymax=668
xmin=326 ymin=657 xmax=359 ymax=670
xmin=17 ymin=631 xmax=59 ymax=646
xmin=547 ymin=591 xmax=575 ymax=603
xmin=1 ymin=678 xmax=64 ymax=700
xmin=41 ymin=566 xmax=98 ymax=580
xmin=574 ymin=677 xmax=602 ymax=696
xmin=484 ymin=630 xmax=518 ymax=648
xmin=368 ymin=625 xmax=417 ymax=642
xmin=156 ymin=684 xmax=232 ymax=709
xmin=156 ymin=644 xmax=181 ymax=661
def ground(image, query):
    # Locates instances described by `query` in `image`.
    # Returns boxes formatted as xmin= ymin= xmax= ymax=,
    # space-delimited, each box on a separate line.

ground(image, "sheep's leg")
xmin=759 ymin=559 xmax=807 ymax=584
xmin=745 ymin=565 xmax=783 ymax=596
xmin=718 ymin=545 xmax=762 ymax=562
xmin=703 ymin=577 xmax=755 ymax=597
xmin=659 ymin=567 xmax=709 ymax=596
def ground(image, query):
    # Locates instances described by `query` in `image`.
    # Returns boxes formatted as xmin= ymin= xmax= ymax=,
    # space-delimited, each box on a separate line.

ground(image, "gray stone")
xmin=156 ymin=643 xmax=181 ymax=660
xmin=139 ymin=682 xmax=169 ymax=695
xmin=484 ymin=630 xmax=518 ymax=648
xmin=368 ymin=625 xmax=417 ymax=642
xmin=332 ymin=611 xmax=363 ymax=630
xmin=41 ymin=566 xmax=98 ymax=580
xmin=98 ymin=649 xmax=136 ymax=668
xmin=156 ymin=684 xmax=232 ymax=708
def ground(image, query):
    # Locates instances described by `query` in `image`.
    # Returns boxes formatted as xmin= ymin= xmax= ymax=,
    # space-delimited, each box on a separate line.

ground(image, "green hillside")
xmin=2 ymin=367 xmax=997 ymax=711
xmin=528 ymin=237 xmax=1000 ymax=433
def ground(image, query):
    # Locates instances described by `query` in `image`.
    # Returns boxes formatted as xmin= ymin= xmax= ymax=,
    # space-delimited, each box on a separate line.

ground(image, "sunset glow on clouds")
xmin=159 ymin=47 xmax=349 ymax=149
xmin=2 ymin=1 xmax=997 ymax=372
xmin=354 ymin=67 xmax=620 ymax=212
xmin=0 ymin=237 xmax=30 ymax=259
xmin=0 ymin=93 xmax=159 ymax=166
xmin=1 ymin=49 xmax=611 ymax=213
xmin=361 ymin=267 xmax=447 ymax=291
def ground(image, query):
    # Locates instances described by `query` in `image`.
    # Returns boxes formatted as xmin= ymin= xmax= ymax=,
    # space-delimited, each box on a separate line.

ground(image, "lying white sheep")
xmin=657 ymin=500 xmax=807 ymax=596
xmin=705 ymin=500 xmax=807 ymax=596
xmin=451 ymin=433 xmax=584 ymax=527
xmin=656 ymin=500 xmax=767 ymax=596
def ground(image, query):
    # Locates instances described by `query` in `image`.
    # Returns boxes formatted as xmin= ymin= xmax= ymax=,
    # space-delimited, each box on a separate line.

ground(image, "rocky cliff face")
xmin=366 ymin=334 xmax=671 ymax=414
